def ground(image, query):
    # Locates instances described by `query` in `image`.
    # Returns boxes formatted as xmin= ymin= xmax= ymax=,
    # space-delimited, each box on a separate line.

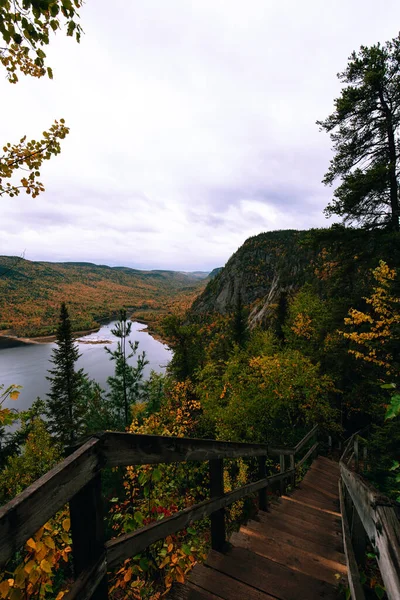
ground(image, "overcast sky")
xmin=1 ymin=1 xmax=399 ymax=271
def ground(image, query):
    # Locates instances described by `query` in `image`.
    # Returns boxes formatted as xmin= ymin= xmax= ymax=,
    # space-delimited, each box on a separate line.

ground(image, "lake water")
xmin=0 ymin=321 xmax=172 ymax=412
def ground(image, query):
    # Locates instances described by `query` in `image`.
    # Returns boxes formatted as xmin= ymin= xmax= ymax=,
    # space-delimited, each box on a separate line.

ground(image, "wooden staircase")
xmin=170 ymin=456 xmax=346 ymax=599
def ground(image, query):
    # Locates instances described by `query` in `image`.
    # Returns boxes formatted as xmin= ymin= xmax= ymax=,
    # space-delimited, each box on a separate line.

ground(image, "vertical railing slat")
xmin=209 ymin=458 xmax=226 ymax=551
xmin=69 ymin=473 xmax=108 ymax=599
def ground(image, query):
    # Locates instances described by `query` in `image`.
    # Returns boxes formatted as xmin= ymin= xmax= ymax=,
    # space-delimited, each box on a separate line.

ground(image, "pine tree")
xmin=106 ymin=311 xmax=149 ymax=427
xmin=46 ymin=303 xmax=86 ymax=445
xmin=318 ymin=34 xmax=400 ymax=231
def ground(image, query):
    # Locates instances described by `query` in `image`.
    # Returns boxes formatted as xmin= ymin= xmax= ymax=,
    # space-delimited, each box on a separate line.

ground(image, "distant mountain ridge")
xmin=0 ymin=257 xmax=209 ymax=337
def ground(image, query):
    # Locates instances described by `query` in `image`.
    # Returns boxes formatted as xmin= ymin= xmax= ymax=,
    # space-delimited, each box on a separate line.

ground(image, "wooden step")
xmin=302 ymin=471 xmax=340 ymax=493
xmin=205 ymin=547 xmax=339 ymax=600
xmin=314 ymin=456 xmax=340 ymax=469
xmin=169 ymin=581 xmax=223 ymax=599
xmin=290 ymin=490 xmax=340 ymax=513
xmin=280 ymin=494 xmax=341 ymax=517
xmin=270 ymin=499 xmax=342 ymax=531
xmin=240 ymin=520 xmax=346 ymax=561
xmin=310 ymin=465 xmax=340 ymax=481
xmin=188 ymin=563 xmax=275 ymax=599
xmin=232 ymin=528 xmax=346 ymax=585
xmin=298 ymin=481 xmax=339 ymax=501
xmin=255 ymin=512 xmax=344 ymax=551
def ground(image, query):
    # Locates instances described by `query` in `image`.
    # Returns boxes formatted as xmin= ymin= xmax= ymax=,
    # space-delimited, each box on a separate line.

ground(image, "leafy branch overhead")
xmin=0 ymin=119 xmax=69 ymax=198
xmin=0 ymin=0 xmax=83 ymax=84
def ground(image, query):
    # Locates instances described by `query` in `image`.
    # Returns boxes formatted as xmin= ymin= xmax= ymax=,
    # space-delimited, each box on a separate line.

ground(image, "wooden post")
xmin=354 ymin=437 xmax=359 ymax=472
xmin=328 ymin=435 xmax=332 ymax=458
xmin=258 ymin=456 xmax=268 ymax=511
xmin=289 ymin=453 xmax=295 ymax=488
xmin=351 ymin=506 xmax=367 ymax=567
xmin=280 ymin=454 xmax=285 ymax=495
xmin=69 ymin=473 xmax=108 ymax=599
xmin=209 ymin=458 xmax=226 ymax=551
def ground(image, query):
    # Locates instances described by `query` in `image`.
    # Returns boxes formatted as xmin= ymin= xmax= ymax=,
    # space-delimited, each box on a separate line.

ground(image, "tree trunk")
xmin=379 ymin=89 xmax=400 ymax=231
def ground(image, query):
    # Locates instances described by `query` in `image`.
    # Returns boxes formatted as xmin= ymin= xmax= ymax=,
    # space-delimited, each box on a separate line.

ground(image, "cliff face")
xmin=191 ymin=230 xmax=314 ymax=327
xmin=191 ymin=227 xmax=400 ymax=328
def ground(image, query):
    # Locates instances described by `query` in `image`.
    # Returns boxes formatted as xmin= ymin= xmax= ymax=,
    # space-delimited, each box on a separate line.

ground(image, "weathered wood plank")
xmin=64 ymin=554 xmax=107 ymax=600
xmin=256 ymin=511 xmax=344 ymax=551
xmin=208 ymin=546 xmax=339 ymax=600
xmin=232 ymin=526 xmax=346 ymax=585
xmin=298 ymin=481 xmax=339 ymax=501
xmin=294 ymin=425 xmax=319 ymax=454
xmin=106 ymin=476 xmax=269 ymax=569
xmin=338 ymin=480 xmax=365 ymax=600
xmin=296 ymin=442 xmax=319 ymax=469
xmin=168 ymin=581 xmax=222 ymax=600
xmin=270 ymin=500 xmax=342 ymax=532
xmin=280 ymin=494 xmax=341 ymax=517
xmin=189 ymin=563 xmax=276 ymax=599
xmin=235 ymin=522 xmax=346 ymax=565
xmin=209 ymin=459 xmax=225 ymax=551
xmin=0 ymin=437 xmax=102 ymax=567
xmin=69 ymin=473 xmax=107 ymax=599
xmin=102 ymin=432 xmax=269 ymax=467
xmin=340 ymin=461 xmax=400 ymax=600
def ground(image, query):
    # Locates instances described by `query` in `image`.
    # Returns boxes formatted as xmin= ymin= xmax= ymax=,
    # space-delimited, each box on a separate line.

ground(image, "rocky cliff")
xmin=191 ymin=229 xmax=315 ymax=327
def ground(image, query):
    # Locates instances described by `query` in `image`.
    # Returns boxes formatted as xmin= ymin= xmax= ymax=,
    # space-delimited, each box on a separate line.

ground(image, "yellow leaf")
xmin=159 ymin=556 xmax=170 ymax=569
xmin=24 ymin=560 xmax=35 ymax=574
xmin=40 ymin=559 xmax=52 ymax=574
xmin=9 ymin=391 xmax=19 ymax=400
xmin=43 ymin=522 xmax=53 ymax=531
xmin=29 ymin=570 xmax=40 ymax=585
xmin=167 ymin=543 xmax=173 ymax=553
xmin=60 ymin=532 xmax=70 ymax=544
xmin=44 ymin=537 xmax=55 ymax=550
xmin=0 ymin=580 xmax=10 ymax=598
xmin=62 ymin=518 xmax=70 ymax=532
xmin=55 ymin=592 xmax=68 ymax=600
xmin=26 ymin=538 xmax=36 ymax=551
xmin=123 ymin=568 xmax=132 ymax=583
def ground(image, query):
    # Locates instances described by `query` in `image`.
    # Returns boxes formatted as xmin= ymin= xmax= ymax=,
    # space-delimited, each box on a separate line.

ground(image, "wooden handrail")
xmin=339 ymin=444 xmax=400 ymax=600
xmin=0 ymin=426 xmax=320 ymax=599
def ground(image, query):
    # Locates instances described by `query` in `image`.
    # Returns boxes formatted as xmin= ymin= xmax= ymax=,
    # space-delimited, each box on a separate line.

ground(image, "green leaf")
xmin=385 ymin=395 xmax=400 ymax=420
xmin=134 ymin=511 xmax=144 ymax=526
xmin=381 ymin=383 xmax=396 ymax=389
xmin=375 ymin=585 xmax=386 ymax=599
xmin=182 ymin=544 xmax=191 ymax=555
xmin=152 ymin=468 xmax=162 ymax=482
xmin=139 ymin=558 xmax=148 ymax=572
xmin=390 ymin=461 xmax=400 ymax=471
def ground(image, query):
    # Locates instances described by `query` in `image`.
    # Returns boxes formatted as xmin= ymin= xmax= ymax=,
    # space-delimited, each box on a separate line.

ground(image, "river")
xmin=0 ymin=321 xmax=172 ymax=412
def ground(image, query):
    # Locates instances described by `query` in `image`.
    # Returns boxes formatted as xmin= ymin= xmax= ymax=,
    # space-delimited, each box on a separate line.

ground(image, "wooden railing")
xmin=0 ymin=426 xmax=320 ymax=600
xmin=339 ymin=432 xmax=400 ymax=600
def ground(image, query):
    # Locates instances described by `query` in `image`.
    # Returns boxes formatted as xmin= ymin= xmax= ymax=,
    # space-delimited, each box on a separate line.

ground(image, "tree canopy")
xmin=0 ymin=0 xmax=83 ymax=200
xmin=318 ymin=35 xmax=400 ymax=231
xmin=0 ymin=0 xmax=82 ymax=84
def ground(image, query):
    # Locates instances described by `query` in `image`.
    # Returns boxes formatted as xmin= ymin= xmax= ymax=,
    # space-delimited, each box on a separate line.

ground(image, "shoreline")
xmin=0 ymin=327 xmax=101 ymax=346
xmin=0 ymin=319 xmax=169 ymax=347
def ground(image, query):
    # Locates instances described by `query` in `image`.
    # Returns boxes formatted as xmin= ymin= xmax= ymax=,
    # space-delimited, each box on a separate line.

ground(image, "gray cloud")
xmin=1 ymin=0 xmax=399 ymax=269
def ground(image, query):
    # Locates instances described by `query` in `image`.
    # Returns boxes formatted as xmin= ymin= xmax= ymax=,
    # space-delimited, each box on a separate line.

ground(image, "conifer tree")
xmin=318 ymin=34 xmax=400 ymax=231
xmin=106 ymin=311 xmax=149 ymax=427
xmin=46 ymin=303 xmax=86 ymax=445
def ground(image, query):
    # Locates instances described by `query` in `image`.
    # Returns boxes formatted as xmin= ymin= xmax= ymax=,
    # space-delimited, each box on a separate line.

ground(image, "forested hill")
xmin=191 ymin=227 xmax=400 ymax=327
xmin=0 ymin=257 xmax=209 ymax=337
